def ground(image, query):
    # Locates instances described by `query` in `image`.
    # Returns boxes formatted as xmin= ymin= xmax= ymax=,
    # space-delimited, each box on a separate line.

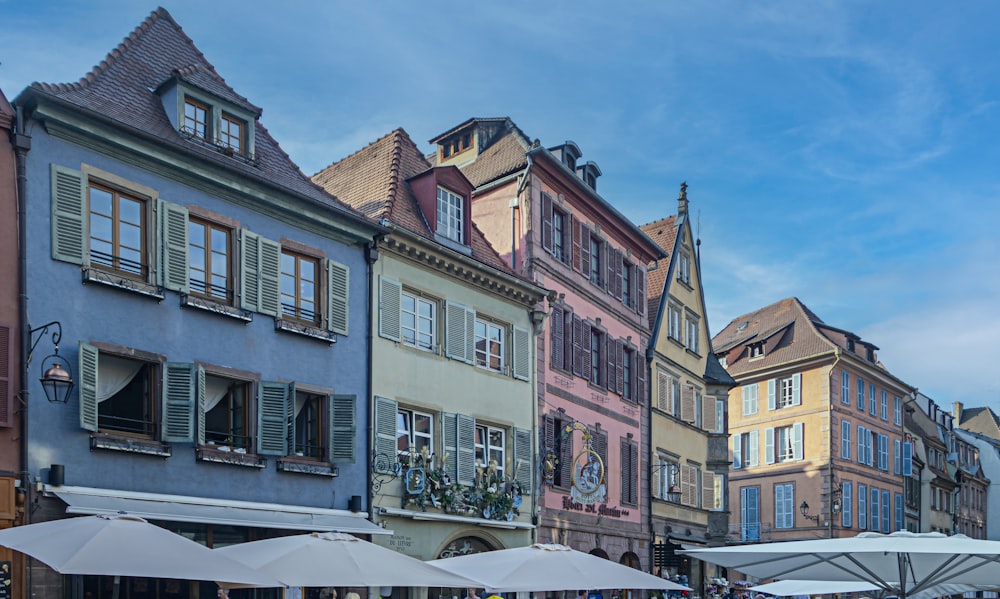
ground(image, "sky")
xmin=2 ymin=2 xmax=999 ymax=411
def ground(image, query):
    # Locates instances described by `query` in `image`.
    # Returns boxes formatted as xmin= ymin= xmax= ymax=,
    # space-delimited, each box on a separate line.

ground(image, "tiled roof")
xmin=459 ymin=129 xmax=531 ymax=187
xmin=312 ymin=129 xmax=515 ymax=275
xmin=21 ymin=7 xmax=355 ymax=213
xmin=639 ymin=216 xmax=678 ymax=327
xmin=711 ymin=297 xmax=837 ymax=376
xmin=958 ymin=407 xmax=1000 ymax=439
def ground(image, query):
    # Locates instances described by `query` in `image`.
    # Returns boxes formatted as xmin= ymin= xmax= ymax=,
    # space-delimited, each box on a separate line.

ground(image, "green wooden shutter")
xmin=457 ymin=414 xmax=476 ymax=486
xmin=330 ymin=394 xmax=356 ymax=463
xmin=161 ymin=362 xmax=195 ymax=443
xmin=258 ymin=381 xmax=289 ymax=455
xmin=51 ymin=164 xmax=88 ymax=265
xmin=512 ymin=326 xmax=530 ymax=381
xmin=442 ymin=413 xmax=458 ymax=481
xmin=445 ymin=301 xmax=469 ymax=362
xmin=286 ymin=382 xmax=296 ymax=457
xmin=158 ymin=199 xmax=189 ymax=293
xmin=373 ymin=396 xmax=398 ymax=473
xmin=513 ymin=426 xmax=533 ymax=494
xmin=196 ymin=365 xmax=206 ymax=446
xmin=378 ymin=276 xmax=402 ymax=342
xmin=259 ymin=237 xmax=282 ymax=317
xmin=240 ymin=230 xmax=260 ymax=312
xmin=78 ymin=342 xmax=99 ymax=432
xmin=326 ymin=259 xmax=350 ymax=336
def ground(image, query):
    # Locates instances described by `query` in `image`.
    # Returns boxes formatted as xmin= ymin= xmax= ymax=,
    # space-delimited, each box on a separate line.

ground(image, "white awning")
xmin=51 ymin=485 xmax=391 ymax=535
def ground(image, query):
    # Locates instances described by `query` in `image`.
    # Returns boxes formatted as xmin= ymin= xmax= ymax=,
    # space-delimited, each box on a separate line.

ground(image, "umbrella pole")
xmin=112 ymin=575 xmax=121 ymax=599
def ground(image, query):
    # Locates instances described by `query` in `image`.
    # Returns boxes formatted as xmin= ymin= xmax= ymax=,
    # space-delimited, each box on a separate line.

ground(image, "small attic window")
xmin=174 ymin=90 xmax=254 ymax=162
xmin=736 ymin=321 xmax=748 ymax=333
xmin=441 ymin=133 xmax=472 ymax=159
xmin=748 ymin=342 xmax=765 ymax=358
xmin=183 ymin=98 xmax=210 ymax=141
xmin=846 ymin=338 xmax=855 ymax=352
xmin=565 ymin=153 xmax=577 ymax=171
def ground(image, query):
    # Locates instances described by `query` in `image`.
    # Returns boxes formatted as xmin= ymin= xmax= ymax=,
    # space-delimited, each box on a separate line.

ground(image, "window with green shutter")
xmin=257 ymin=381 xmax=290 ymax=456
xmin=77 ymin=342 xmax=159 ymax=439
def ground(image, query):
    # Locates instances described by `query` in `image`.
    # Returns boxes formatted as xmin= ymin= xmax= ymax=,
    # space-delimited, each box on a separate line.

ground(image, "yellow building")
xmin=712 ymin=297 xmax=914 ymax=545
xmin=641 ymin=185 xmax=734 ymax=597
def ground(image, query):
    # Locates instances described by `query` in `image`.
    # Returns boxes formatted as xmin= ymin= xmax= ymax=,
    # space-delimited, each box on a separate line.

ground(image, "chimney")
xmin=678 ymin=182 xmax=689 ymax=216
xmin=953 ymin=401 xmax=964 ymax=423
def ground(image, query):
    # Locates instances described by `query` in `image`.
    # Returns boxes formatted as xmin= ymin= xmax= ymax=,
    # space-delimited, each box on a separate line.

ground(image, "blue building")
xmin=13 ymin=8 xmax=385 ymax=599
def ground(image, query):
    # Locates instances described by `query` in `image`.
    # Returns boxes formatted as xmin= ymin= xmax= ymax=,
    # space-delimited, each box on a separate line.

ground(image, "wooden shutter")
xmin=792 ymin=422 xmax=804 ymax=460
xmin=571 ymin=314 xmax=585 ymax=377
xmin=239 ymin=230 xmax=260 ymax=312
xmin=656 ymin=370 xmax=669 ymax=412
xmin=541 ymin=192 xmax=553 ymax=252
xmin=580 ymin=224 xmax=591 ymax=279
xmin=702 ymin=392 xmax=717 ymax=432
xmin=636 ymin=339 xmax=647 ymax=404
xmin=259 ymin=237 xmax=282 ymax=317
xmin=629 ymin=441 xmax=639 ymax=504
xmin=680 ymin=464 xmax=696 ymax=506
xmin=748 ymin=429 xmax=759 ymax=466
xmin=560 ymin=420 xmax=573 ymax=488
xmin=196 ymin=365 xmax=206 ymax=446
xmin=0 ymin=324 xmax=9 ymax=427
xmin=636 ymin=266 xmax=646 ymax=315
xmin=571 ymin=215 xmax=582 ymax=272
xmin=326 ymin=259 xmax=350 ymax=336
xmin=513 ymin=326 xmax=530 ymax=380
xmin=604 ymin=335 xmax=614 ymax=391
xmin=161 ymin=362 xmax=195 ymax=443
xmin=765 ymin=427 xmax=775 ymax=464
xmin=378 ymin=276 xmax=402 ymax=341
xmin=457 ymin=414 xmax=476 ymax=486
xmin=257 ymin=381 xmax=290 ymax=456
xmin=445 ymin=301 xmax=473 ymax=363
xmin=681 ymin=384 xmax=696 ymax=423
xmin=158 ymin=199 xmax=189 ymax=293
xmin=374 ymin=396 xmax=398 ymax=473
xmin=286 ymin=382 xmax=296 ymax=459
xmin=792 ymin=373 xmax=802 ymax=406
xmin=50 ymin=164 xmax=88 ymax=265
xmin=330 ymin=394 xmax=356 ymax=463
xmin=550 ymin=304 xmax=564 ymax=370
xmin=615 ymin=340 xmax=624 ymax=395
xmin=732 ymin=433 xmax=742 ymax=469
xmin=592 ymin=430 xmax=608 ymax=481
xmin=543 ymin=414 xmax=554 ymax=483
xmin=620 ymin=438 xmax=630 ymax=503
xmin=78 ymin=342 xmax=99 ymax=432
xmin=606 ymin=247 xmax=616 ymax=295
xmin=768 ymin=378 xmax=777 ymax=410
xmin=443 ymin=412 xmax=458 ymax=480
xmin=703 ymin=470 xmax=715 ymax=510
xmin=615 ymin=251 xmax=624 ymax=300
xmin=563 ymin=310 xmax=574 ymax=373
xmin=513 ymin=426 xmax=533 ymax=494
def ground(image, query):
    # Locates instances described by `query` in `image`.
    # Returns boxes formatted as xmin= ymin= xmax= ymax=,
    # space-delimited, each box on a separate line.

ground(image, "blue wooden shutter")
xmin=791 ymin=373 xmax=801 ymax=406
xmin=78 ymin=342 xmax=99 ymax=431
xmin=158 ymin=199 xmax=189 ymax=293
xmin=161 ymin=362 xmax=195 ymax=443
xmin=240 ymin=230 xmax=261 ymax=312
xmin=842 ymin=482 xmax=852 ymax=527
xmin=457 ymin=413 xmax=476 ymax=486
xmin=512 ymin=326 xmax=530 ymax=381
xmin=443 ymin=412 xmax=458 ymax=481
xmin=259 ymin=238 xmax=282 ymax=317
xmin=378 ymin=276 xmax=402 ymax=342
xmin=765 ymin=427 xmax=775 ymax=464
xmin=767 ymin=379 xmax=776 ymax=410
xmin=902 ymin=441 xmax=913 ymax=476
xmin=374 ymin=396 xmax=398 ymax=473
xmin=257 ymin=381 xmax=289 ymax=455
xmin=196 ymin=366 xmax=206 ymax=446
xmin=732 ymin=433 xmax=742 ymax=469
xmin=330 ymin=394 xmax=356 ymax=463
xmin=792 ymin=422 xmax=804 ymax=460
xmin=51 ymin=164 xmax=88 ymax=265
xmin=894 ymin=439 xmax=901 ymax=474
xmin=513 ymin=426 xmax=532 ymax=494
xmin=326 ymin=259 xmax=349 ymax=336
xmin=286 ymin=382 xmax=296 ymax=457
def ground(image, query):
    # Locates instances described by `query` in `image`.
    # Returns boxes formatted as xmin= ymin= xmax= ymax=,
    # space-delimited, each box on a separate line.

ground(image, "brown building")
xmin=712 ymin=297 xmax=914 ymax=543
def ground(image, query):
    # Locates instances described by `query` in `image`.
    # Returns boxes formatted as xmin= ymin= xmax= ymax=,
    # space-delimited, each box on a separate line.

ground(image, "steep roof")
xmin=958 ymin=406 xmax=1000 ymax=440
xmin=312 ymin=129 xmax=515 ymax=275
xmin=711 ymin=297 xmax=838 ymax=376
xmin=19 ymin=7 xmax=357 ymax=213
xmin=456 ymin=127 xmax=531 ymax=187
xmin=639 ymin=215 xmax=678 ymax=326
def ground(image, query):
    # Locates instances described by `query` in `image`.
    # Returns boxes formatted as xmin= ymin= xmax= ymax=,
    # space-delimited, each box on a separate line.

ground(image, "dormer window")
xmin=749 ymin=342 xmax=765 ymax=358
xmin=441 ymin=133 xmax=472 ymax=159
xmin=174 ymin=91 xmax=253 ymax=160
xmin=566 ymin=154 xmax=577 ymax=171
xmin=219 ymin=112 xmax=245 ymax=155
xmin=183 ymin=98 xmax=210 ymax=140
xmin=436 ymin=186 xmax=464 ymax=243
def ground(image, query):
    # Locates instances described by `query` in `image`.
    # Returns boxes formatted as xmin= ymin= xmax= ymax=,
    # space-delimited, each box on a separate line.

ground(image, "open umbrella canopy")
xmin=682 ymin=531 xmax=1000 ymax=599
xmin=0 ymin=514 xmax=281 ymax=587
xmin=215 ymin=532 xmax=482 ymax=588
xmin=747 ymin=579 xmax=993 ymax=599
xmin=428 ymin=543 xmax=691 ymax=593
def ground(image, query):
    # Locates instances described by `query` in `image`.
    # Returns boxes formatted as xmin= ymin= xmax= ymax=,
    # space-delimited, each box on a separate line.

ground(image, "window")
xmin=553 ymin=209 xmax=568 ymax=263
xmin=880 ymin=390 xmax=888 ymax=420
xmin=436 ymin=187 xmax=464 ymax=243
xmin=672 ymin=378 xmax=681 ymax=416
xmin=779 ymin=377 xmax=795 ymax=407
xmin=858 ymin=483 xmax=868 ymax=530
xmin=590 ymin=328 xmax=603 ymax=385
xmin=766 ymin=423 xmax=802 ymax=463
xmin=589 ymin=237 xmax=602 ymax=286
xmin=769 ymin=374 xmax=800 ymax=410
xmin=685 ymin=315 xmax=700 ymax=353
xmin=894 ymin=395 xmax=902 ymax=425
xmin=841 ymin=419 xmax=851 ymax=460
xmin=869 ymin=383 xmax=877 ymax=415
xmin=280 ymin=251 xmax=319 ymax=324
xmin=842 ymin=482 xmax=853 ymax=527
xmin=218 ymin=113 xmax=246 ymax=155
xmin=293 ymin=390 xmax=325 ymax=459
xmin=842 ymin=371 xmax=850 ymax=404
xmin=742 ymin=383 xmax=758 ymax=415
xmin=870 ymin=487 xmax=880 ymax=531
xmin=656 ymin=456 xmax=679 ymax=500
xmin=541 ymin=193 xmax=570 ymax=265
xmin=475 ymin=319 xmax=505 ymax=372
xmin=203 ymin=374 xmax=251 ymax=451
xmin=740 ymin=487 xmax=760 ymax=541
xmin=878 ymin=434 xmax=888 ymax=470
xmin=396 ymin=409 xmax=433 ymax=458
xmin=475 ymin=425 xmax=505 ymax=474
xmin=89 ymin=183 xmax=146 ymax=278
xmin=678 ymin=251 xmax=691 ymax=285
xmin=668 ymin=304 xmax=682 ymax=341
xmin=622 ymin=348 xmax=633 ymax=401
xmin=882 ymin=489 xmax=891 ymax=532
xmin=94 ymin=353 xmax=157 ymax=437
xmin=714 ymin=399 xmax=726 ymax=433
xmin=748 ymin=342 xmax=764 ymax=358
xmin=621 ymin=262 xmax=632 ymax=307
xmin=183 ymin=98 xmax=209 ymax=140
xmin=857 ymin=377 xmax=865 ymax=410
xmin=732 ymin=430 xmax=759 ymax=469
xmin=188 ymin=218 xmax=231 ymax=302
xmin=775 ymin=483 xmax=794 ymax=528
xmin=401 ymin=290 xmax=436 ymax=351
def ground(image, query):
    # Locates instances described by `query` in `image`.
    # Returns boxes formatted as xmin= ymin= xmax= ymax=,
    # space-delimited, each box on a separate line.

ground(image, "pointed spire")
xmin=678 ymin=181 xmax=689 ymax=216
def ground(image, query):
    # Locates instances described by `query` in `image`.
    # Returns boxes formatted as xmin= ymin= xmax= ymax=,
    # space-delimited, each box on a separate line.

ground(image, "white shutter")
xmin=732 ymin=433 xmax=742 ymax=469
xmin=765 ymin=427 xmax=775 ymax=464
xmin=792 ymin=373 xmax=802 ymax=406
xmin=378 ymin=276 xmax=402 ymax=341
xmin=457 ymin=414 xmax=477 ymax=486
xmin=445 ymin=301 xmax=473 ymax=363
xmin=748 ymin=429 xmax=759 ymax=467
xmin=373 ymin=396 xmax=398 ymax=473
xmin=792 ymin=422 xmax=804 ymax=460
xmin=512 ymin=326 xmax=530 ymax=380
xmin=768 ymin=378 xmax=776 ymax=410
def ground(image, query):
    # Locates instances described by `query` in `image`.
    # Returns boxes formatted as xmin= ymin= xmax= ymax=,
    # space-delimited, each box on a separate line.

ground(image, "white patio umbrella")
xmin=428 ymin=543 xmax=692 ymax=592
xmin=0 ymin=513 xmax=282 ymax=587
xmin=748 ymin=579 xmax=993 ymax=599
xmin=682 ymin=531 xmax=1000 ymax=599
xmin=215 ymin=531 xmax=483 ymax=588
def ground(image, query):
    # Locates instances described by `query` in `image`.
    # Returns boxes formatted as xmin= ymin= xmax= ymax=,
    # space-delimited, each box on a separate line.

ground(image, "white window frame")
xmin=436 ymin=186 xmax=464 ymax=243
xmin=678 ymin=251 xmax=691 ymax=284
xmin=397 ymin=408 xmax=433 ymax=459
xmin=685 ymin=315 xmax=700 ymax=353
xmin=668 ymin=303 xmax=682 ymax=341
xmin=779 ymin=377 xmax=795 ymax=408
xmin=401 ymin=290 xmax=436 ymax=351
xmin=475 ymin=424 xmax=506 ymax=475
xmin=474 ymin=318 xmax=505 ymax=373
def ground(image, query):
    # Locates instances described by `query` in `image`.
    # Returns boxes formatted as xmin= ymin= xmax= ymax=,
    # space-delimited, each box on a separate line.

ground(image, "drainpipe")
xmin=517 ymin=156 xmax=534 ymax=272
xmin=645 ymin=343 xmax=655 ymax=574
xmin=13 ymin=105 xmax=33 ymax=599
xmin=365 ymin=238 xmax=381 ymax=526
xmin=829 ymin=348 xmax=842 ymax=538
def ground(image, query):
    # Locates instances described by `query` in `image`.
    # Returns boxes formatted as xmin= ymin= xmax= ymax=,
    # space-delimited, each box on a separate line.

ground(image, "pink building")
xmin=433 ymin=119 xmax=665 ymax=571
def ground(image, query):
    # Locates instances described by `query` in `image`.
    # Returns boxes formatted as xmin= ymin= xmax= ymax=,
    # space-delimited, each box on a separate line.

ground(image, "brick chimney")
xmin=678 ymin=181 xmax=689 ymax=216
xmin=953 ymin=401 xmax=964 ymax=423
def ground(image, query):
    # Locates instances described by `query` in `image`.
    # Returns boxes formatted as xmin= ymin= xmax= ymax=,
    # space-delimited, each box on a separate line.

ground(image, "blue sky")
xmin=2 ymin=2 xmax=999 ymax=411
